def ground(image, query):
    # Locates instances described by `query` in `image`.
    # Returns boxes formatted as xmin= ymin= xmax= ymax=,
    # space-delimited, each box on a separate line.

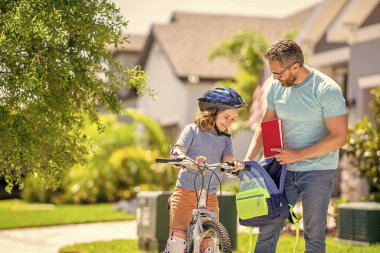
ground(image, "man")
xmin=244 ymin=39 xmax=347 ymax=253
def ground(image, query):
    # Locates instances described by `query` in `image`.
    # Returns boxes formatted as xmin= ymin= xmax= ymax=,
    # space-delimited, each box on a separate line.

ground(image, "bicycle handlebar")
xmin=155 ymin=157 xmax=237 ymax=171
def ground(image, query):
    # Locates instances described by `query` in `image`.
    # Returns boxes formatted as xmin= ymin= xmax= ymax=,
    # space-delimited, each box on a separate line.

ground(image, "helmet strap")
xmin=214 ymin=125 xmax=231 ymax=137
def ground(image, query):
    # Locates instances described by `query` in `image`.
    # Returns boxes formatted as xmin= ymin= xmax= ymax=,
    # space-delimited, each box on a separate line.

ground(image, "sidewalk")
xmin=0 ymin=220 xmax=253 ymax=253
xmin=0 ymin=220 xmax=137 ymax=253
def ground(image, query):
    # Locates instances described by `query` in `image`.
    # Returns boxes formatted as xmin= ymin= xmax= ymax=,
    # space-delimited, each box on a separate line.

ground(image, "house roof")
xmin=139 ymin=8 xmax=317 ymax=81
xmin=125 ymin=35 xmax=147 ymax=52
xmin=296 ymin=0 xmax=348 ymax=51
xmin=153 ymin=23 xmax=237 ymax=80
xmin=108 ymin=35 xmax=146 ymax=53
xmin=112 ymin=0 xmax=323 ymax=35
xmin=327 ymin=0 xmax=380 ymax=43
xmin=297 ymin=0 xmax=380 ymax=49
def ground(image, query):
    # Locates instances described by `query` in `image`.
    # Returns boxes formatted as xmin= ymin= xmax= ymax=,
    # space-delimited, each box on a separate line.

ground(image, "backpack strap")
xmin=288 ymin=204 xmax=299 ymax=253
xmin=247 ymin=226 xmax=254 ymax=253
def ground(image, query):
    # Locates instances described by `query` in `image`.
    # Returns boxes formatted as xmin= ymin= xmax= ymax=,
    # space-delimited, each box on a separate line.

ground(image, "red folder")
xmin=261 ymin=119 xmax=283 ymax=158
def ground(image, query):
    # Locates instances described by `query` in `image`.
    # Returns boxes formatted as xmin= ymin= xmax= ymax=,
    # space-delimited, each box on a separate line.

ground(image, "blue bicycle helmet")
xmin=198 ymin=87 xmax=246 ymax=111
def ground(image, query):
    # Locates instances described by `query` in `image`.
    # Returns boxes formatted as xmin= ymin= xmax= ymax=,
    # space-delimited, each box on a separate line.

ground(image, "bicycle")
xmin=156 ymin=157 xmax=237 ymax=253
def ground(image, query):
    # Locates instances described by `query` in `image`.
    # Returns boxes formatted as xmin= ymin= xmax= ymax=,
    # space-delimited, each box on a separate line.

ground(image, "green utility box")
xmin=337 ymin=202 xmax=380 ymax=244
xmin=218 ymin=192 xmax=238 ymax=250
xmin=137 ymin=191 xmax=237 ymax=252
xmin=137 ymin=191 xmax=171 ymax=252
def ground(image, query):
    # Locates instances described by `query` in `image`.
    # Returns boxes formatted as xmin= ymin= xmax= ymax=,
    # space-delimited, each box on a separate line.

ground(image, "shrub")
xmin=22 ymin=112 xmax=176 ymax=203
xmin=343 ymin=87 xmax=380 ymax=201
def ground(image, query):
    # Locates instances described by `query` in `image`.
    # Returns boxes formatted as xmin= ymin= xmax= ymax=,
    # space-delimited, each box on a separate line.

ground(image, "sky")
xmin=111 ymin=0 xmax=323 ymax=35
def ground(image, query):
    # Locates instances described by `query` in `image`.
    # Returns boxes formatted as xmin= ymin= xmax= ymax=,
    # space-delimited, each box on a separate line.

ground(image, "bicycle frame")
xmin=189 ymin=181 xmax=217 ymax=253
xmin=156 ymin=157 xmax=234 ymax=253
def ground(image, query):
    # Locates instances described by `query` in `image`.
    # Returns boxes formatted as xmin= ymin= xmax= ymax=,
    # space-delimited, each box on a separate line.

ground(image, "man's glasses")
xmin=272 ymin=62 xmax=297 ymax=79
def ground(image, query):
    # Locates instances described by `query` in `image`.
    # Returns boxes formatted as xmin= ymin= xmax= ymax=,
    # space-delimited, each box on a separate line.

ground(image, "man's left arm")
xmin=273 ymin=114 xmax=348 ymax=165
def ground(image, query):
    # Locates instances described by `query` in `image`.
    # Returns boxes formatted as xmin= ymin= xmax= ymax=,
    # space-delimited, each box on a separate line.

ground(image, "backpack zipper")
xmin=236 ymin=194 xmax=263 ymax=201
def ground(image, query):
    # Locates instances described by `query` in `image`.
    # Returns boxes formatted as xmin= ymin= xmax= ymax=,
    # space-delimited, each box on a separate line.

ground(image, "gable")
xmin=314 ymin=34 xmax=347 ymax=54
xmin=140 ymin=8 xmax=316 ymax=82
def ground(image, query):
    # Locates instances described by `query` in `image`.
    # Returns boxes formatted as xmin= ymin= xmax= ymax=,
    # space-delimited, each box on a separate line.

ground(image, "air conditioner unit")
xmin=337 ymin=202 xmax=380 ymax=244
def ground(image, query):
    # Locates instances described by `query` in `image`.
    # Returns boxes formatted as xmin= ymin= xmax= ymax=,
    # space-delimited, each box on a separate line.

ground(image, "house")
xmin=134 ymin=8 xmax=317 ymax=157
xmin=296 ymin=0 xmax=380 ymax=125
xmin=296 ymin=0 xmax=380 ymax=200
xmin=109 ymin=35 xmax=147 ymax=109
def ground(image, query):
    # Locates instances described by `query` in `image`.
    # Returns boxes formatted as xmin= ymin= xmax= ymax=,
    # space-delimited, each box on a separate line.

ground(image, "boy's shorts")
xmin=170 ymin=186 xmax=219 ymax=230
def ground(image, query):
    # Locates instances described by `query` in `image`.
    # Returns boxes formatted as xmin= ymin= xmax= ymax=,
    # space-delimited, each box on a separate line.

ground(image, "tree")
xmin=0 ymin=0 xmax=153 ymax=192
xmin=209 ymin=30 xmax=269 ymax=126
xmin=344 ymin=87 xmax=380 ymax=201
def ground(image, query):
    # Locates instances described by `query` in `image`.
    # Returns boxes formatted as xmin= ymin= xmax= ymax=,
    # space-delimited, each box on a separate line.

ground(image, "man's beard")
xmin=281 ymin=74 xmax=297 ymax=87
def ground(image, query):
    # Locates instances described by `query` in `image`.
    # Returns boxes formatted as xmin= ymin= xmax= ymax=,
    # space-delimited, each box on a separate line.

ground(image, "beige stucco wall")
xmin=137 ymin=43 xmax=188 ymax=128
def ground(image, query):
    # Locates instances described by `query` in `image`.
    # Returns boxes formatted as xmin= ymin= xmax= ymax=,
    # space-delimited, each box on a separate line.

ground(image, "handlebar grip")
xmin=155 ymin=158 xmax=184 ymax=163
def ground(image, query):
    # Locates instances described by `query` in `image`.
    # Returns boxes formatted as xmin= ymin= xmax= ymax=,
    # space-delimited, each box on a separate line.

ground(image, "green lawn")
xmin=2 ymin=199 xmax=379 ymax=253
xmin=0 ymin=199 xmax=134 ymax=230
xmin=60 ymin=233 xmax=380 ymax=253
xmin=60 ymin=239 xmax=143 ymax=253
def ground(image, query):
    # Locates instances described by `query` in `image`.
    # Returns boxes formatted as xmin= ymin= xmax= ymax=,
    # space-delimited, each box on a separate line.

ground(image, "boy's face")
xmin=215 ymin=108 xmax=238 ymax=132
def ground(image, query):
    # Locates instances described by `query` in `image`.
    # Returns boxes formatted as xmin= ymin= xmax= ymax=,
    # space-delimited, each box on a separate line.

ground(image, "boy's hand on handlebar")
xmin=232 ymin=160 xmax=244 ymax=173
xmin=195 ymin=156 xmax=207 ymax=164
xmin=222 ymin=160 xmax=244 ymax=173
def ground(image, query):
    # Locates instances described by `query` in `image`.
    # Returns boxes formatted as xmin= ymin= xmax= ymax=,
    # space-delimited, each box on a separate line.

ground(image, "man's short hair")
xmin=265 ymin=39 xmax=304 ymax=67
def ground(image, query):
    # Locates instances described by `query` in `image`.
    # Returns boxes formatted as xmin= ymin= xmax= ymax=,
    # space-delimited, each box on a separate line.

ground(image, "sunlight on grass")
xmin=60 ymin=239 xmax=145 ymax=253
xmin=238 ymin=233 xmax=380 ymax=253
xmin=10 ymin=203 xmax=55 ymax=211
xmin=59 ymin=233 xmax=380 ymax=253
xmin=0 ymin=199 xmax=134 ymax=230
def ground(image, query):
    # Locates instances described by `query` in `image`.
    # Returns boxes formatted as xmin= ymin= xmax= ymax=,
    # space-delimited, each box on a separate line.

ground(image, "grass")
xmin=0 ymin=199 xmax=134 ymax=230
xmin=60 ymin=239 xmax=143 ymax=253
xmin=60 ymin=233 xmax=380 ymax=253
xmin=2 ymin=199 xmax=379 ymax=252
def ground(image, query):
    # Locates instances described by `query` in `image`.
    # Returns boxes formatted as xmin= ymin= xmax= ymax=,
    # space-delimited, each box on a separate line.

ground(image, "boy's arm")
xmin=223 ymin=154 xmax=235 ymax=162
xmin=170 ymin=145 xmax=204 ymax=170
xmin=170 ymin=145 xmax=187 ymax=159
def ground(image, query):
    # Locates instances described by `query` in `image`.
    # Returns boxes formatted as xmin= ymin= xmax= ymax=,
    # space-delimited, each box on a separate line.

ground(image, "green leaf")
xmin=0 ymin=0 xmax=151 ymax=192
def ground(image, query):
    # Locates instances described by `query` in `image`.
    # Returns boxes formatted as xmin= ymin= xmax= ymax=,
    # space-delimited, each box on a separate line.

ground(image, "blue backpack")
xmin=236 ymin=158 xmax=298 ymax=252
xmin=237 ymin=158 xmax=289 ymax=226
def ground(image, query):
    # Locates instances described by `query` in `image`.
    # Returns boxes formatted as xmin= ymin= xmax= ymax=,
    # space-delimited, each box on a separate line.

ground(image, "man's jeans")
xmin=254 ymin=170 xmax=336 ymax=253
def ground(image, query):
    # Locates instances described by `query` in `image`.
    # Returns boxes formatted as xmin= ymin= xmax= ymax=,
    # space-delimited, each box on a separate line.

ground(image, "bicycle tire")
xmin=189 ymin=220 xmax=232 ymax=253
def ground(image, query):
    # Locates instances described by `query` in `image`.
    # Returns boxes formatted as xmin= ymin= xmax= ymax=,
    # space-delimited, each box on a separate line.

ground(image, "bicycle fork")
xmin=190 ymin=189 xmax=217 ymax=253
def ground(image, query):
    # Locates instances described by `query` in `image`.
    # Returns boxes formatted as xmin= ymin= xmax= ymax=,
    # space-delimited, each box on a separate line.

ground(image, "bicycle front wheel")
xmin=199 ymin=220 xmax=232 ymax=253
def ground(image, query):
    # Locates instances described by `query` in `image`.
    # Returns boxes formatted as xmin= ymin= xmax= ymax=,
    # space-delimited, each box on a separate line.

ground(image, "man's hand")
xmin=272 ymin=148 xmax=300 ymax=165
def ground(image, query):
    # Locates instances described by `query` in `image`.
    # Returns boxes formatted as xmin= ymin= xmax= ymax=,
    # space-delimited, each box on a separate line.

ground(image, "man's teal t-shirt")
xmin=267 ymin=68 xmax=347 ymax=171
